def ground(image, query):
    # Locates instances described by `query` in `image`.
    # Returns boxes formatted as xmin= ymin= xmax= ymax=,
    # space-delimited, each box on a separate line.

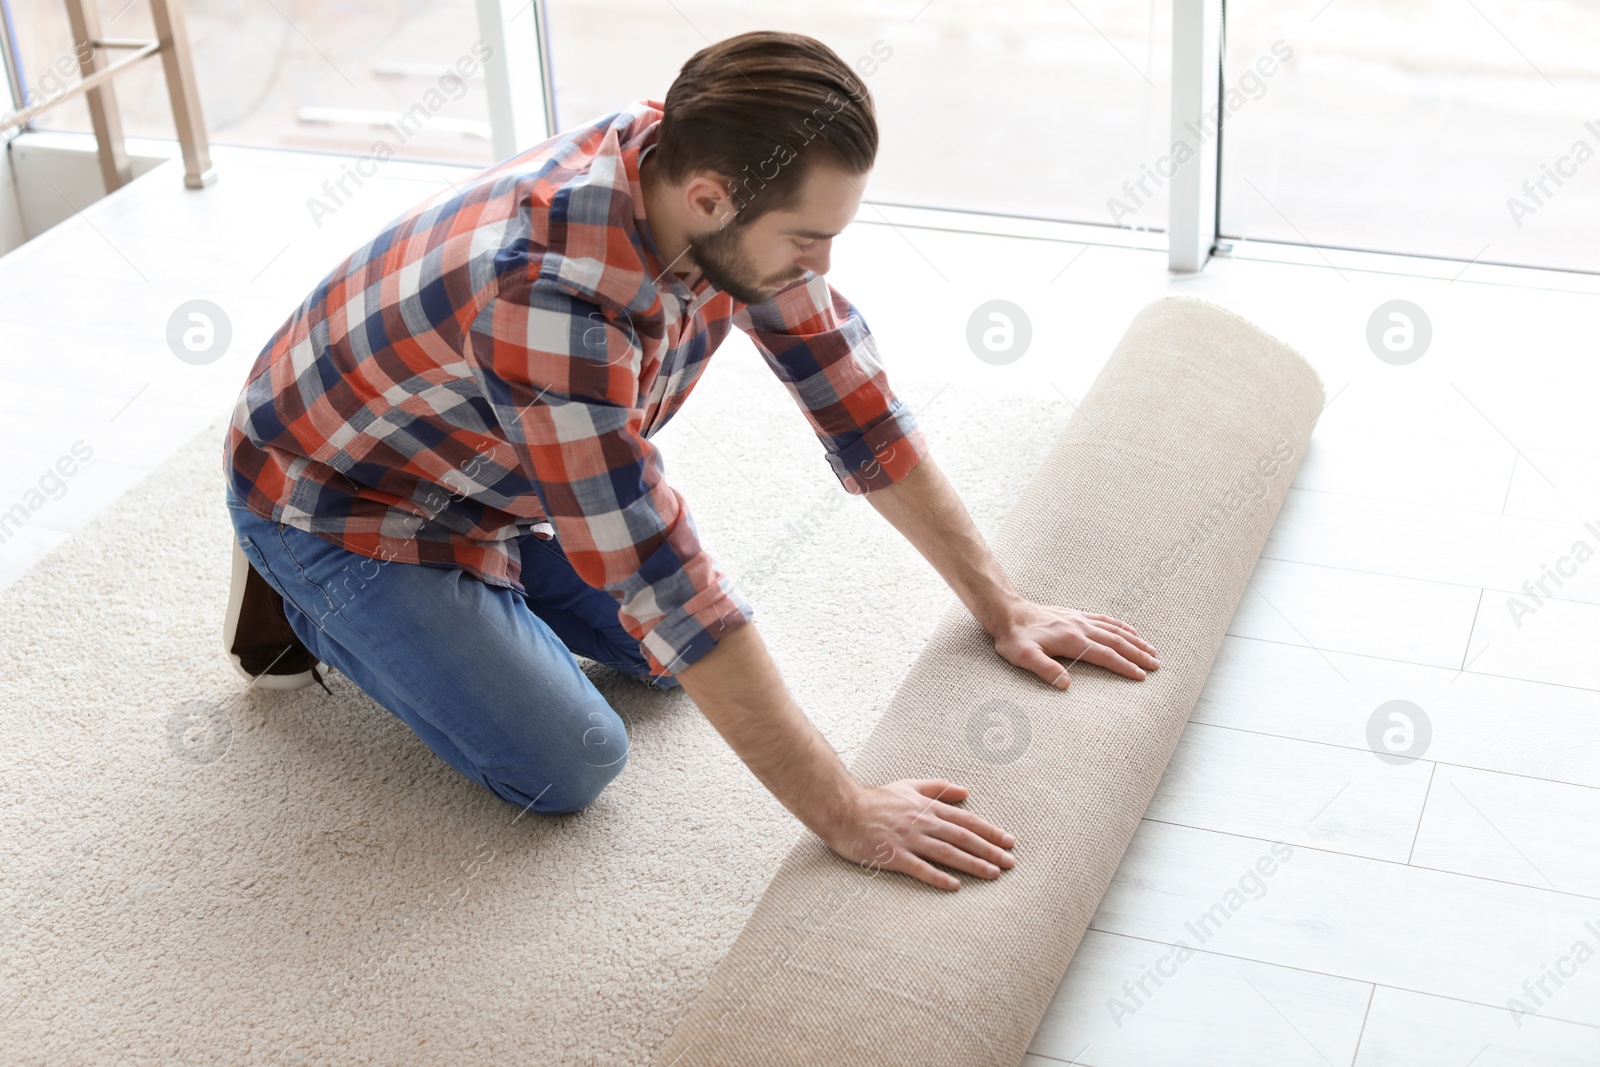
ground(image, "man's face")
xmin=688 ymin=163 xmax=865 ymax=305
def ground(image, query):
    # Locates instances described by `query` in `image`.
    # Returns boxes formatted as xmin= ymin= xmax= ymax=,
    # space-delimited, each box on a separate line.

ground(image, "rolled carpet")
xmin=652 ymin=295 xmax=1326 ymax=1066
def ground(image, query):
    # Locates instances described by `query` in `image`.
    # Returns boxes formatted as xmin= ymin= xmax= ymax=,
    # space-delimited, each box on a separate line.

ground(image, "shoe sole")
xmin=224 ymin=536 xmax=325 ymax=690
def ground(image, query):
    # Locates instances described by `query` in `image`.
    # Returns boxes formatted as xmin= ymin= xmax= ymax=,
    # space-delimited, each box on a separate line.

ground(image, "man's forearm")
xmin=672 ymin=620 xmax=860 ymax=836
xmin=865 ymin=453 xmax=1024 ymax=634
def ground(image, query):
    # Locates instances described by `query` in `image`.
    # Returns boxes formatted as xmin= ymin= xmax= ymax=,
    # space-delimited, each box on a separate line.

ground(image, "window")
xmin=4 ymin=0 xmax=495 ymax=165
xmin=543 ymin=0 xmax=1173 ymax=229
xmin=1221 ymin=0 xmax=1600 ymax=273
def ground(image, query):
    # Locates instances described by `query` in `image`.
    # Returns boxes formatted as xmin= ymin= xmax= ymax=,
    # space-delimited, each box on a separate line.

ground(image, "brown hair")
xmin=655 ymin=31 xmax=877 ymax=224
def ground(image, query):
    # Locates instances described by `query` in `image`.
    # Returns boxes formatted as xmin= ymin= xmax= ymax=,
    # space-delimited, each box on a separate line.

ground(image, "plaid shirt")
xmin=225 ymin=100 xmax=928 ymax=679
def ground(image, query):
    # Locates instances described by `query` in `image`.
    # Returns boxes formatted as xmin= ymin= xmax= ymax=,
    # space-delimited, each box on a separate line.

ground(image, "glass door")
xmin=1219 ymin=0 xmax=1600 ymax=274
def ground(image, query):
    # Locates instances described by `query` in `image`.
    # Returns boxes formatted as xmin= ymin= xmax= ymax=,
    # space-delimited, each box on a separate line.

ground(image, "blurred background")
xmin=4 ymin=0 xmax=1598 ymax=269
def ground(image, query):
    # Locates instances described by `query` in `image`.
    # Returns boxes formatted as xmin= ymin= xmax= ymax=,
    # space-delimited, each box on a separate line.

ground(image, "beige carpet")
xmin=655 ymin=296 xmax=1324 ymax=1066
xmin=0 ymin=322 xmax=1074 ymax=1064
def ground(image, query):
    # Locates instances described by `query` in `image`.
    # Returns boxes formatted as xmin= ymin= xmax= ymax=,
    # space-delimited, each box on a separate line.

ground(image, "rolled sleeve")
xmin=476 ymin=278 xmax=752 ymax=677
xmin=732 ymin=275 xmax=929 ymax=495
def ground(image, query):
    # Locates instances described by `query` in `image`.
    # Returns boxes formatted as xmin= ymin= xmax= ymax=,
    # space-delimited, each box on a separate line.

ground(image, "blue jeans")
xmin=224 ymin=484 xmax=677 ymax=814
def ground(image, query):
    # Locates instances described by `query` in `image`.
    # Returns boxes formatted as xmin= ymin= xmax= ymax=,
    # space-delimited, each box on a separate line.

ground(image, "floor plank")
xmin=1148 ymin=723 xmax=1433 ymax=861
xmin=1411 ymin=763 xmax=1600 ymax=897
xmin=1025 ymin=929 xmax=1373 ymax=1067
xmin=1090 ymin=821 xmax=1600 ymax=1029
xmin=1354 ymin=986 xmax=1600 ymax=1066
xmin=1228 ymin=557 xmax=1482 ymax=670
xmin=1263 ymin=489 xmax=1600 ymax=608
xmin=1467 ymin=592 xmax=1600 ymax=691
xmin=1504 ymin=448 xmax=1600 ymax=524
xmin=1193 ymin=637 xmax=1600 ymax=789
xmin=1289 ymin=428 xmax=1515 ymax=514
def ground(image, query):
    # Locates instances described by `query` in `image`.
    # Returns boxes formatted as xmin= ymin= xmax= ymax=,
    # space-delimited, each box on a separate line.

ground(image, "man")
xmin=222 ymin=31 xmax=1159 ymax=893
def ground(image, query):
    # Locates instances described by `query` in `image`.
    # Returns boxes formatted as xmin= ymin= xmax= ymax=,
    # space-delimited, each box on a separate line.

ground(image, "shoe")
xmin=224 ymin=537 xmax=332 ymax=693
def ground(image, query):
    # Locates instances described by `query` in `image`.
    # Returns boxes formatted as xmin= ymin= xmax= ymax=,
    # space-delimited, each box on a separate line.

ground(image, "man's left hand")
xmin=989 ymin=601 xmax=1160 ymax=690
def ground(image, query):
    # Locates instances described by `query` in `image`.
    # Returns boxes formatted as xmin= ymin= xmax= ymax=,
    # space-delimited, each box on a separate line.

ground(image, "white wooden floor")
xmin=2 ymin=145 xmax=1597 ymax=1066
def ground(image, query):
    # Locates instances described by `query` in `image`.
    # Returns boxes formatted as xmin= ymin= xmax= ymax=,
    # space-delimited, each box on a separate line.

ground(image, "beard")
xmin=686 ymin=221 xmax=806 ymax=305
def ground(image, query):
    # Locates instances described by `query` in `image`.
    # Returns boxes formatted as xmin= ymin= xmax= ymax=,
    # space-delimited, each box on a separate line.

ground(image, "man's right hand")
xmin=673 ymin=621 xmax=1017 ymax=893
xmin=820 ymin=778 xmax=1016 ymax=892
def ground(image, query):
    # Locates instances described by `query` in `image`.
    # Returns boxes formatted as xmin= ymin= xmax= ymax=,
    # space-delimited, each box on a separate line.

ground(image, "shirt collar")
xmin=541 ymin=100 xmax=714 ymax=313
xmin=631 ymin=141 xmax=689 ymax=300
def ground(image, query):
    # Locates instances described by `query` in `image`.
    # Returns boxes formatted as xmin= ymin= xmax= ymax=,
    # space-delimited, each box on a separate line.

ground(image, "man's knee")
xmin=485 ymin=701 xmax=630 ymax=814
xmin=487 ymin=754 xmax=627 ymax=814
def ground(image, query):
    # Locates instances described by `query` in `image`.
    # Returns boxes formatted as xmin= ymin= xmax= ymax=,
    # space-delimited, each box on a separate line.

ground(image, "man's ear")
xmin=683 ymin=171 xmax=737 ymax=229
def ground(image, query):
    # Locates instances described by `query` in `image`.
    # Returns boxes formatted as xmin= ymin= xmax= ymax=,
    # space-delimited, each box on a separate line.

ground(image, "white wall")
xmin=0 ymin=132 xmax=170 ymax=258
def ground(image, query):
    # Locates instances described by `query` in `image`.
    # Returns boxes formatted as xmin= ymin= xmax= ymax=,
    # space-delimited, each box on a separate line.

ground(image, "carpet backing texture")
xmin=653 ymin=295 xmax=1325 ymax=1066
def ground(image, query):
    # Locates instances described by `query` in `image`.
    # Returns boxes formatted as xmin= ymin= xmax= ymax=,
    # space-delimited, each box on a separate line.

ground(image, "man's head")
xmin=648 ymin=31 xmax=877 ymax=304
